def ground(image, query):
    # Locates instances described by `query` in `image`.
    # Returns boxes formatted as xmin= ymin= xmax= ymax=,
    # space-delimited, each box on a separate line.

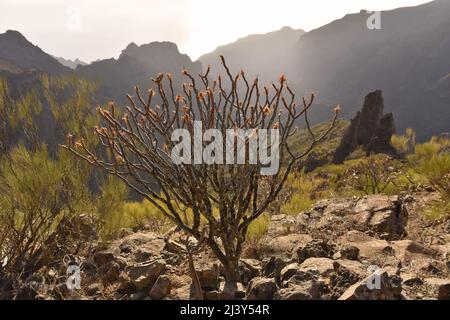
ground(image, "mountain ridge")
xmin=0 ymin=30 xmax=70 ymax=75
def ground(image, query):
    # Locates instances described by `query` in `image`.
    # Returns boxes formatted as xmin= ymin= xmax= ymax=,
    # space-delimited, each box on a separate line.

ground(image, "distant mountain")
xmin=0 ymin=30 xmax=70 ymax=75
xmin=77 ymin=41 xmax=202 ymax=104
xmin=53 ymin=56 xmax=87 ymax=69
xmin=292 ymin=0 xmax=450 ymax=140
xmin=199 ymin=26 xmax=305 ymax=85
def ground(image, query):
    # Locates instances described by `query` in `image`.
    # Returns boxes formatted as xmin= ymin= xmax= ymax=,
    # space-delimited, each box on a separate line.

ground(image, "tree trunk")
xmin=222 ymin=259 xmax=240 ymax=300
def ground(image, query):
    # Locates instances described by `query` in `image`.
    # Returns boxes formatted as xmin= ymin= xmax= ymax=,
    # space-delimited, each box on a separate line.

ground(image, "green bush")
xmin=0 ymin=146 xmax=94 ymax=272
xmin=280 ymin=173 xmax=317 ymax=215
xmin=0 ymin=75 xmax=128 ymax=274
xmin=101 ymin=199 xmax=170 ymax=238
xmin=246 ymin=213 xmax=270 ymax=241
xmin=409 ymin=137 xmax=450 ymax=198
xmin=392 ymin=128 xmax=416 ymax=155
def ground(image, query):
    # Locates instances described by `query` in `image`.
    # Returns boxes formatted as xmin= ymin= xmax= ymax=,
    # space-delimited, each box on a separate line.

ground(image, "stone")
xmin=417 ymin=259 xmax=448 ymax=277
xmin=352 ymin=195 xmax=408 ymax=240
xmin=281 ymin=269 xmax=318 ymax=288
xmin=117 ymin=272 xmax=135 ymax=294
xmin=134 ymin=247 xmax=157 ymax=262
xmin=246 ymin=277 xmax=278 ymax=300
xmin=127 ymin=259 xmax=166 ymax=291
xmin=274 ymin=280 xmax=325 ymax=300
xmin=262 ymin=256 xmax=288 ymax=280
xmin=401 ymin=273 xmax=423 ymax=286
xmin=149 ymin=275 xmax=171 ymax=300
xmin=299 ymin=258 xmax=335 ymax=277
xmin=329 ymin=262 xmax=362 ymax=298
xmin=392 ymin=240 xmax=436 ymax=264
xmin=339 ymin=231 xmax=397 ymax=266
xmin=94 ymin=251 xmax=115 ymax=266
xmin=295 ymin=239 xmax=335 ymax=263
xmin=196 ymin=264 xmax=219 ymax=291
xmin=340 ymin=244 xmax=360 ymax=260
xmin=366 ymin=113 xmax=397 ymax=155
xmin=338 ymin=270 xmax=400 ymax=300
xmin=266 ymin=234 xmax=312 ymax=256
xmin=335 ymin=259 xmax=367 ymax=279
xmin=103 ymin=262 xmax=120 ymax=283
xmin=267 ymin=214 xmax=298 ymax=237
xmin=280 ymin=263 xmax=299 ymax=283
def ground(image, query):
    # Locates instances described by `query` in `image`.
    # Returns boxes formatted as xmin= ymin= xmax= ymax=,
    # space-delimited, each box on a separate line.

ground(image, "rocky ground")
xmin=4 ymin=192 xmax=449 ymax=300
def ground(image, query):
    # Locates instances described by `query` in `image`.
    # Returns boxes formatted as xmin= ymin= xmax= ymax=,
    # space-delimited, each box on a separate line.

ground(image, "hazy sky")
xmin=0 ymin=0 xmax=431 ymax=62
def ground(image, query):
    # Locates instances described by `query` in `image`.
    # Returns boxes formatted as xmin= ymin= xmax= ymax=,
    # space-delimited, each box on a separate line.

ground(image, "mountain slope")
xmin=0 ymin=30 xmax=70 ymax=75
xmin=77 ymin=41 xmax=202 ymax=104
xmin=199 ymin=26 xmax=305 ymax=85
xmin=293 ymin=0 xmax=450 ymax=140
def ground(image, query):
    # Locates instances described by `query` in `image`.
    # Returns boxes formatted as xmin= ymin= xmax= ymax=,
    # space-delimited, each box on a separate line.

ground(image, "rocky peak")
xmin=332 ymin=90 xmax=397 ymax=164
xmin=120 ymin=41 xmax=188 ymax=63
xmin=0 ymin=30 xmax=69 ymax=74
xmin=3 ymin=30 xmax=29 ymax=43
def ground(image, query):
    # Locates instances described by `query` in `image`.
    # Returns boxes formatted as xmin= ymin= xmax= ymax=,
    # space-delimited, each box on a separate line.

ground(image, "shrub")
xmin=0 ymin=75 xmax=127 ymax=276
xmin=0 ymin=146 xmax=93 ymax=273
xmin=392 ymin=128 xmax=416 ymax=155
xmin=246 ymin=213 xmax=270 ymax=241
xmin=280 ymin=173 xmax=316 ymax=215
xmin=407 ymin=137 xmax=450 ymax=219
xmin=344 ymin=155 xmax=400 ymax=195
xmin=409 ymin=137 xmax=450 ymax=198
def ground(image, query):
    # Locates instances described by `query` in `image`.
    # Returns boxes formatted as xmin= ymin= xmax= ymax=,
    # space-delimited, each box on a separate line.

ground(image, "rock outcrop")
xmin=332 ymin=90 xmax=397 ymax=164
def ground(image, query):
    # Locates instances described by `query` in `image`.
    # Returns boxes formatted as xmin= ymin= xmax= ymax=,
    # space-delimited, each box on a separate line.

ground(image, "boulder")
xmin=149 ymin=275 xmax=171 ymax=300
xmin=329 ymin=261 xmax=363 ymax=298
xmin=335 ymin=259 xmax=367 ymax=279
xmin=352 ymin=195 xmax=408 ymax=239
xmin=94 ymin=251 xmax=115 ymax=266
xmin=262 ymin=256 xmax=289 ymax=280
xmin=299 ymin=258 xmax=335 ymax=277
xmin=267 ymin=214 xmax=298 ymax=237
xmin=338 ymin=270 xmax=401 ymax=300
xmin=266 ymin=234 xmax=312 ymax=256
xmin=392 ymin=240 xmax=436 ymax=264
xmin=295 ymin=239 xmax=335 ymax=263
xmin=246 ymin=277 xmax=278 ymax=300
xmin=280 ymin=263 xmax=299 ymax=283
xmin=127 ymin=259 xmax=166 ymax=291
xmin=196 ymin=264 xmax=219 ymax=291
xmin=274 ymin=280 xmax=325 ymax=300
xmin=340 ymin=244 xmax=360 ymax=260
xmin=401 ymin=273 xmax=423 ymax=286
xmin=305 ymin=196 xmax=408 ymax=240
xmin=339 ymin=231 xmax=398 ymax=266
xmin=416 ymin=259 xmax=448 ymax=277
xmin=117 ymin=272 xmax=135 ymax=294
